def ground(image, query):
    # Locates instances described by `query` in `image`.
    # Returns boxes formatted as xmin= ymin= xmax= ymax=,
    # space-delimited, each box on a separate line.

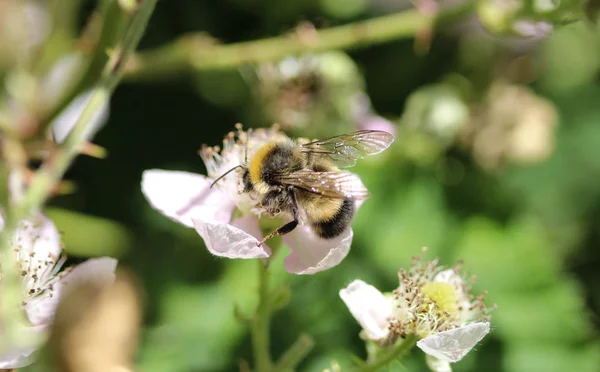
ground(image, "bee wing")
xmin=276 ymin=170 xmax=369 ymax=200
xmin=299 ymin=130 xmax=394 ymax=168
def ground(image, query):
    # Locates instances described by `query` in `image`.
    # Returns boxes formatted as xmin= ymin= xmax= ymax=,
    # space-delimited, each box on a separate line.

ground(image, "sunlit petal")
xmin=14 ymin=212 xmax=61 ymax=258
xmin=339 ymin=280 xmax=392 ymax=341
xmin=283 ymin=226 xmax=352 ymax=275
xmin=25 ymin=258 xmax=117 ymax=328
xmin=193 ymin=217 xmax=270 ymax=259
xmin=425 ymin=354 xmax=452 ymax=372
xmin=50 ymin=89 xmax=109 ymax=143
xmin=416 ymin=322 xmax=491 ymax=363
xmin=0 ymin=325 xmax=43 ymax=369
xmin=142 ymin=169 xmax=235 ymax=227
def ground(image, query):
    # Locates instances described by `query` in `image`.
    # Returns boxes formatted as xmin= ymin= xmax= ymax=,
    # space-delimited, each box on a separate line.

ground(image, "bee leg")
xmin=258 ymin=220 xmax=298 ymax=246
xmin=257 ymin=187 xmax=299 ymax=246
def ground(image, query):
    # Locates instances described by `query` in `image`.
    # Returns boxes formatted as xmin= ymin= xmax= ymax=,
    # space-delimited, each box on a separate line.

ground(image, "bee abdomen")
xmin=311 ymin=199 xmax=355 ymax=239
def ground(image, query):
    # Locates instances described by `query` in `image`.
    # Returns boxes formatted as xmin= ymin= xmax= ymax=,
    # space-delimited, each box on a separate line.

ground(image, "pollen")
xmin=421 ymin=282 xmax=459 ymax=317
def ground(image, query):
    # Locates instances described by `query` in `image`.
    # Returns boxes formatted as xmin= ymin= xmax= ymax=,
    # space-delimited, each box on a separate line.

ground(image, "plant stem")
xmin=0 ymin=0 xmax=157 ymax=358
xmin=252 ymin=260 xmax=273 ymax=372
xmin=36 ymin=0 xmax=129 ymax=135
xmin=352 ymin=335 xmax=418 ymax=372
xmin=124 ymin=1 xmax=475 ymax=80
xmin=274 ymin=334 xmax=315 ymax=372
xmin=14 ymin=0 xmax=157 ymax=221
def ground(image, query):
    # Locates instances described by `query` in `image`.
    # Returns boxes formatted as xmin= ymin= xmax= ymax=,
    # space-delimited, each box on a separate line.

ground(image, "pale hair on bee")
xmin=211 ymin=128 xmax=395 ymax=246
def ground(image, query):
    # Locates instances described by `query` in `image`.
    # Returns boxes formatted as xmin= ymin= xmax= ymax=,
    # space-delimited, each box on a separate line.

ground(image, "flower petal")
xmin=339 ymin=280 xmax=392 ymax=341
xmin=25 ymin=258 xmax=118 ymax=328
xmin=14 ymin=212 xmax=61 ymax=258
xmin=50 ymin=89 xmax=109 ymax=143
xmin=142 ymin=169 xmax=235 ymax=228
xmin=425 ymin=354 xmax=452 ymax=372
xmin=192 ymin=217 xmax=270 ymax=259
xmin=416 ymin=322 xmax=491 ymax=363
xmin=282 ymin=226 xmax=352 ymax=274
xmin=231 ymin=215 xmax=272 ymax=255
xmin=59 ymin=257 xmax=118 ymax=291
xmin=41 ymin=53 xmax=84 ymax=110
xmin=0 ymin=325 xmax=42 ymax=369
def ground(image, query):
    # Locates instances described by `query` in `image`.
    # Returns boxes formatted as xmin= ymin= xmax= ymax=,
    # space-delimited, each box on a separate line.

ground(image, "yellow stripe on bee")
xmin=249 ymin=142 xmax=276 ymax=185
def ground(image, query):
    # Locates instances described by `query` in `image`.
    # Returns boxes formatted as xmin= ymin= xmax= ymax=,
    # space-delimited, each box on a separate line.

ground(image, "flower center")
xmin=420 ymin=282 xmax=458 ymax=317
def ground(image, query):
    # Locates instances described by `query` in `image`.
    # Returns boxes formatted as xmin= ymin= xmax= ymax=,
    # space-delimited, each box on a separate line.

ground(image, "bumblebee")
xmin=213 ymin=130 xmax=394 ymax=246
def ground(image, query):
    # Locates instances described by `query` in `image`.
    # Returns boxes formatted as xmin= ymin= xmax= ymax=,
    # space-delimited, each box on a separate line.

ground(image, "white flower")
xmin=45 ymin=54 xmax=109 ymax=144
xmin=339 ymin=258 xmax=492 ymax=371
xmin=141 ymin=125 xmax=359 ymax=274
xmin=0 ymin=54 xmax=109 ymax=145
xmin=254 ymin=53 xmax=366 ymax=138
xmin=0 ymin=212 xmax=117 ymax=369
xmin=50 ymin=88 xmax=110 ymax=144
xmin=339 ymin=280 xmax=392 ymax=340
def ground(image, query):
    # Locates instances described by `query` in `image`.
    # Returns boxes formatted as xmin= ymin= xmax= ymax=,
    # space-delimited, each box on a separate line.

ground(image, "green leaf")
xmin=454 ymin=216 xmax=560 ymax=292
xmin=491 ymin=279 xmax=593 ymax=343
xmin=355 ymin=179 xmax=452 ymax=273
xmin=504 ymin=341 xmax=600 ymax=372
xmin=44 ymin=207 xmax=132 ymax=258
xmin=138 ymin=284 xmax=246 ymax=372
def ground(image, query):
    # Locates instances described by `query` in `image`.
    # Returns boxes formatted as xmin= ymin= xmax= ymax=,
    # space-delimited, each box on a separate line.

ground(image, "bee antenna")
xmin=210 ymin=165 xmax=243 ymax=188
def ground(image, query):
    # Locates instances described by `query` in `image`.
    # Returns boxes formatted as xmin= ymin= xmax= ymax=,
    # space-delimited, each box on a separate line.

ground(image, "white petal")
xmin=425 ymin=354 xmax=452 ymax=372
xmin=50 ymin=89 xmax=109 ymax=143
xmin=15 ymin=212 xmax=61 ymax=259
xmin=231 ymin=215 xmax=272 ymax=254
xmin=0 ymin=346 xmax=36 ymax=369
xmin=0 ymin=326 xmax=43 ymax=369
xmin=416 ymin=322 xmax=491 ymax=363
xmin=282 ymin=226 xmax=353 ymax=275
xmin=142 ymin=169 xmax=235 ymax=227
xmin=339 ymin=280 xmax=392 ymax=341
xmin=192 ymin=217 xmax=270 ymax=259
xmin=25 ymin=258 xmax=117 ymax=327
xmin=41 ymin=53 xmax=84 ymax=109
xmin=59 ymin=257 xmax=118 ymax=290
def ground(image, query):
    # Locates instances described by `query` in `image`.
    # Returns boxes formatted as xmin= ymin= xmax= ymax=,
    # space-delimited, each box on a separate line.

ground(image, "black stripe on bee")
xmin=311 ymin=199 xmax=355 ymax=239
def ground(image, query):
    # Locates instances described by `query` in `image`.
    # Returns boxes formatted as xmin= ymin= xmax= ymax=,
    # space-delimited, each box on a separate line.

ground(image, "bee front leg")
xmin=258 ymin=187 xmax=299 ymax=247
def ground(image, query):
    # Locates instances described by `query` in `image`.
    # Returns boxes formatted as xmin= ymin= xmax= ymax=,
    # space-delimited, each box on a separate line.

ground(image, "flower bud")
xmin=254 ymin=52 xmax=365 ymax=138
xmin=402 ymin=83 xmax=469 ymax=146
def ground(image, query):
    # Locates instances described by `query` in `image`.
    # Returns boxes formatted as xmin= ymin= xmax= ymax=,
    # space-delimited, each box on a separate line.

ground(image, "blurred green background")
xmin=14 ymin=0 xmax=600 ymax=371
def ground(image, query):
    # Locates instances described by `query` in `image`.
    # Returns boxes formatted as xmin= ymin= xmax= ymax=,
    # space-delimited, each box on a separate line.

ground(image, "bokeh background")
xmin=10 ymin=0 xmax=600 ymax=370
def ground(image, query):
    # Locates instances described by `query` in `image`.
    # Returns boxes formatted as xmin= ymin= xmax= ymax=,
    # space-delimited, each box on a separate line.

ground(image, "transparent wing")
xmin=276 ymin=170 xmax=369 ymax=199
xmin=300 ymin=130 xmax=394 ymax=168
